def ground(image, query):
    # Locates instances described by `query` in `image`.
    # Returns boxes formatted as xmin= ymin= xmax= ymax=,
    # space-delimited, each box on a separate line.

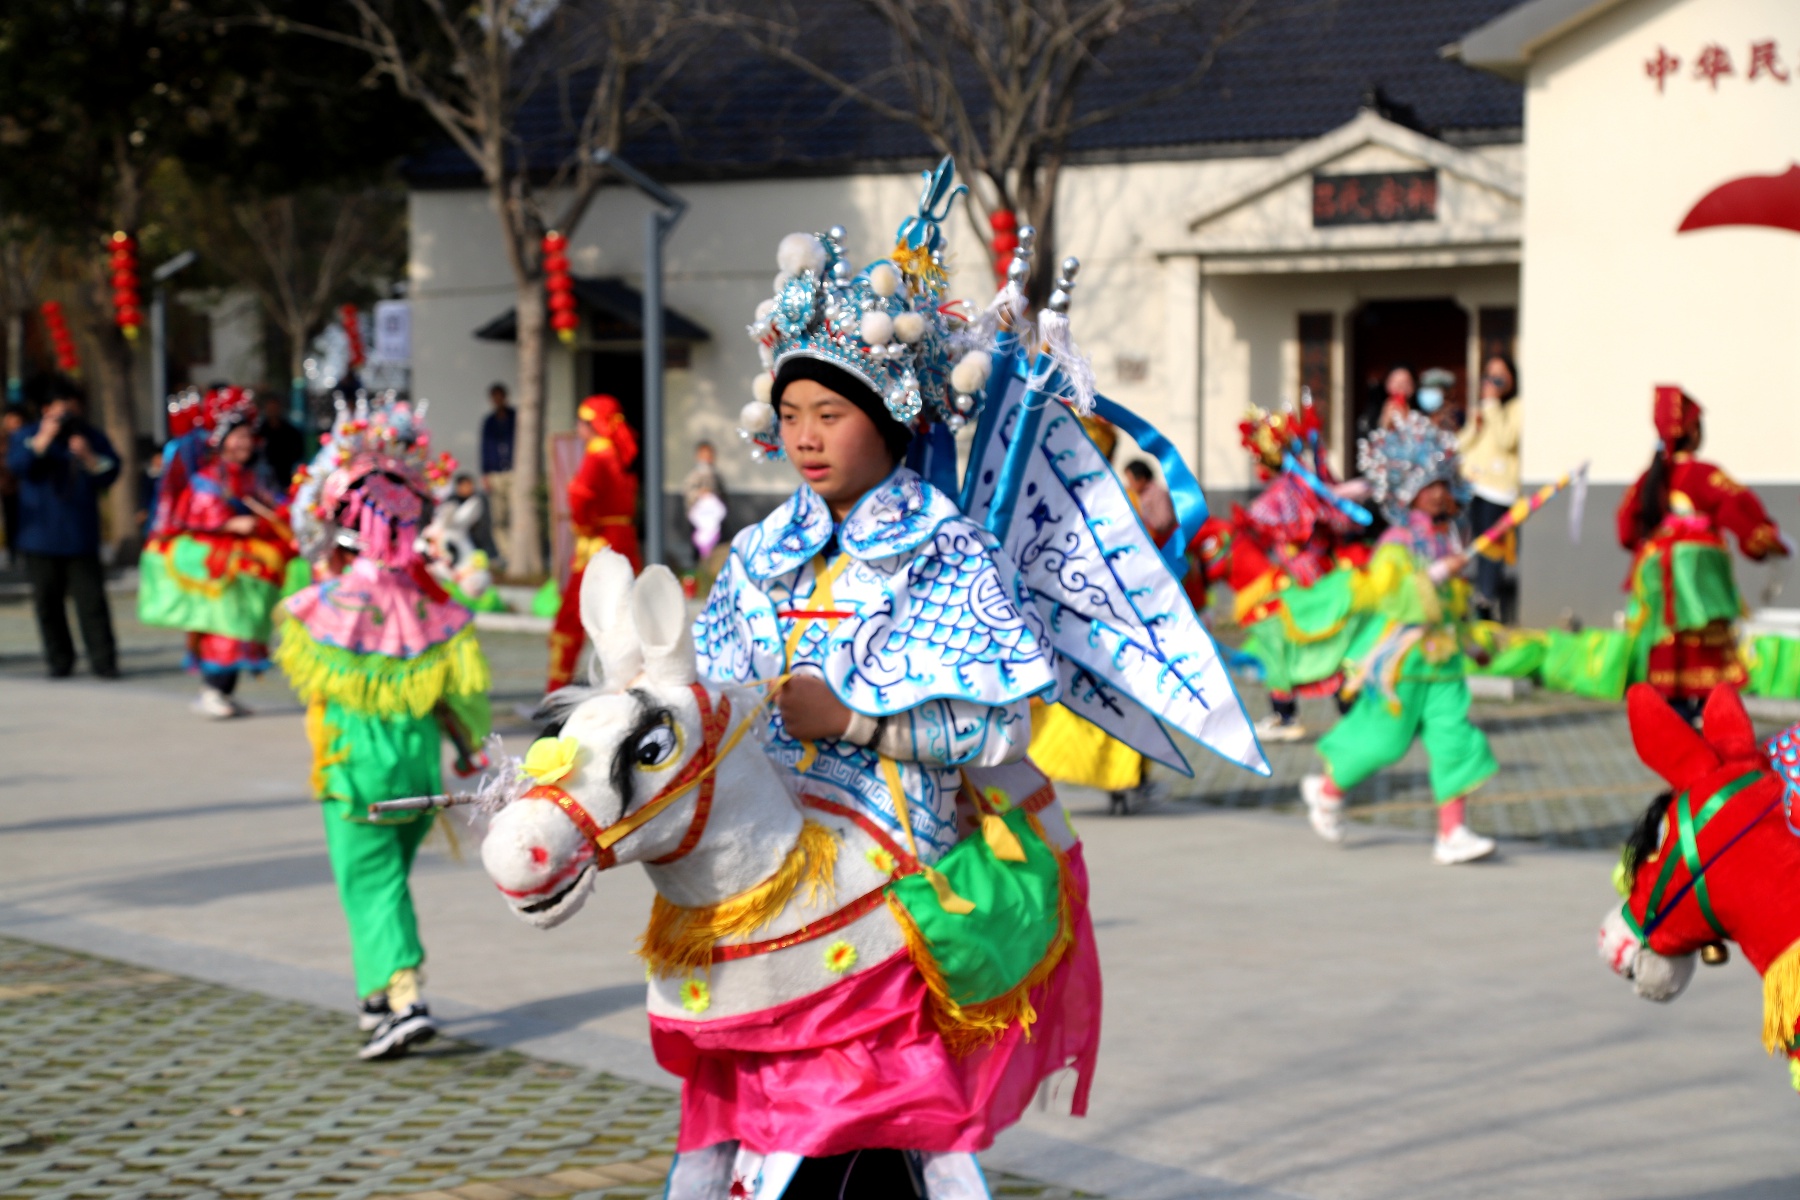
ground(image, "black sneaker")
xmin=358 ymin=1003 xmax=436 ymax=1060
xmin=357 ymin=994 xmax=392 ymax=1032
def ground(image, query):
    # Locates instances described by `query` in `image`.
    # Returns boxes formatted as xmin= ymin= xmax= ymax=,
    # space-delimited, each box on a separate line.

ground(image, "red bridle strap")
xmin=529 ymin=683 xmax=740 ymax=871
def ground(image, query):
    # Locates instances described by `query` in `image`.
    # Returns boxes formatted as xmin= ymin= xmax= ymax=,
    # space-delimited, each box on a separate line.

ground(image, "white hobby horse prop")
xmin=478 ymin=551 xmax=1097 ymax=1200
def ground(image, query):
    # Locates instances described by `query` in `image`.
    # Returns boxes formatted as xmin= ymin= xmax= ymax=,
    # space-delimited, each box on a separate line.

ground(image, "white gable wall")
xmin=1519 ymin=0 xmax=1800 ymax=486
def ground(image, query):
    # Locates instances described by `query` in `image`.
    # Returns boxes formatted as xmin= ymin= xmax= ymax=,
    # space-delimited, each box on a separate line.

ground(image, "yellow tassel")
xmin=887 ymin=813 xmax=1079 ymax=1057
xmin=1761 ymin=939 xmax=1800 ymax=1056
xmin=925 ymin=866 xmax=976 ymax=914
xmin=304 ymin=700 xmax=351 ymax=798
xmin=982 ymin=813 xmax=1026 ymax=863
xmin=638 ymin=820 xmax=839 ymax=977
xmin=275 ymin=620 xmax=490 ymax=719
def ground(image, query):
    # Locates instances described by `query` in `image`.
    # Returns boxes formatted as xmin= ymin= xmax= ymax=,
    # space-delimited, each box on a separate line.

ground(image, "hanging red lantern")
xmin=108 ymin=231 xmax=141 ymax=341
xmin=340 ymin=303 xmax=364 ymax=369
xmin=41 ymin=300 xmax=80 ymax=374
xmin=989 ymin=210 xmax=1019 ymax=288
xmin=542 ymin=230 xmax=579 ymax=344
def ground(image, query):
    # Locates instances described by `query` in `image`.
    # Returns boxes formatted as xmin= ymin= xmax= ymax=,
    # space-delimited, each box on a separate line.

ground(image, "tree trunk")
xmin=78 ymin=275 xmax=141 ymax=563
xmin=509 ymin=280 xmax=548 ymax=579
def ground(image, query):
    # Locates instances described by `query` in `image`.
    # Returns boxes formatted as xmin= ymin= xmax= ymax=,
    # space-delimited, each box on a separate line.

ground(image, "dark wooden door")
xmin=1349 ymin=299 xmax=1469 ymax=449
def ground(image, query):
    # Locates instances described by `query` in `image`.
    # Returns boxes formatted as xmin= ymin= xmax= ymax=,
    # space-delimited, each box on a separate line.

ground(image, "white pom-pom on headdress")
xmin=751 ymin=373 xmax=774 ymax=404
xmin=893 ymin=312 xmax=925 ymax=344
xmin=860 ymin=311 xmax=894 ymax=347
xmin=950 ymin=351 xmax=992 ymax=396
xmin=777 ymin=233 xmax=828 ymax=277
xmin=739 ymin=399 xmax=776 ymax=434
xmin=868 ymin=263 xmax=899 ymax=298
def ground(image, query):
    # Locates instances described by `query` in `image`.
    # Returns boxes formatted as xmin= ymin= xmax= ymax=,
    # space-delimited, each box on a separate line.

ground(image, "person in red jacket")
xmin=547 ymin=394 xmax=642 ymax=690
xmin=1617 ymin=385 xmax=1787 ymax=723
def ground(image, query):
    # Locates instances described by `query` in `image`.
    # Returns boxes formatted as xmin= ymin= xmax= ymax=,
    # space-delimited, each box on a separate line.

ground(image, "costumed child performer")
xmin=278 ymin=396 xmax=492 ymax=1060
xmin=138 ymin=387 xmax=295 ymax=718
xmin=1302 ymin=411 xmax=1498 ymax=865
xmin=1618 ymin=384 xmax=1787 ymax=725
xmin=1219 ymin=400 xmax=1372 ymax=742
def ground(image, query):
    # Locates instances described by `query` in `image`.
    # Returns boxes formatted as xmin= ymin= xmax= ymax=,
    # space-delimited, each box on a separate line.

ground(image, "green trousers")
xmin=1318 ymin=675 xmax=1497 ymax=802
xmin=322 ymin=803 xmax=435 ymax=998
xmin=309 ymin=700 xmax=445 ymax=999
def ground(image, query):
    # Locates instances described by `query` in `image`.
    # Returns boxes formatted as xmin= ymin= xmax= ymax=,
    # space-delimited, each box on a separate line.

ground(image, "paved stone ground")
xmin=0 ymin=591 xmax=1708 ymax=854
xmin=1164 ymin=686 xmax=1671 ymax=850
xmin=0 ymin=936 xmax=1087 ymax=1200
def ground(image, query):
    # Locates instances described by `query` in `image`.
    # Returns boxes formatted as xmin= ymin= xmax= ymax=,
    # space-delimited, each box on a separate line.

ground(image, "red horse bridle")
xmin=525 ymin=683 xmax=737 ymax=870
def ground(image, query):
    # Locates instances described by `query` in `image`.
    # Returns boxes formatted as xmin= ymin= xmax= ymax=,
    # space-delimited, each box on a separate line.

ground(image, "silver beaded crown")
xmin=737 ymin=158 xmax=1007 ymax=461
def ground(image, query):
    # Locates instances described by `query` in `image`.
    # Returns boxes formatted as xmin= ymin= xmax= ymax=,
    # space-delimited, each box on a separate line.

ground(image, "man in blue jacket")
xmin=6 ymin=388 xmax=121 ymax=678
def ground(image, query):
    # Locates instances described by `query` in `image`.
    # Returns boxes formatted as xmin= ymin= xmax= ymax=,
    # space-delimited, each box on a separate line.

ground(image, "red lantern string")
xmin=340 ymin=303 xmax=365 ymax=369
xmin=41 ymin=301 xmax=80 ymax=374
xmin=543 ymin=231 xmax=578 ymax=345
xmin=108 ymin=231 xmax=141 ymax=341
xmin=989 ymin=210 xmax=1019 ymax=289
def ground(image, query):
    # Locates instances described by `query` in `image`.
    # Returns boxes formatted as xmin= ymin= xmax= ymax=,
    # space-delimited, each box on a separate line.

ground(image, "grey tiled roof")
xmin=407 ymin=0 xmax=1524 ymax=187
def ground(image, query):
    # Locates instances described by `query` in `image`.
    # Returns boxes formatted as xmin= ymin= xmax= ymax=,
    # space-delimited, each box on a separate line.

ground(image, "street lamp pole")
xmin=149 ymin=250 xmax=197 ymax=441
xmin=592 ymin=149 xmax=687 ymax=567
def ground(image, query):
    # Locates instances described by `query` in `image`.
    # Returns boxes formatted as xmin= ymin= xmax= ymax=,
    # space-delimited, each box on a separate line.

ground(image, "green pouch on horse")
xmin=884 ymin=796 xmax=1075 ymax=1055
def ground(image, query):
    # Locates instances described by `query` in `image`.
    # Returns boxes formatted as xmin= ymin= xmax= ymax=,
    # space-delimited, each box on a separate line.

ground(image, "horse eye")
xmin=634 ymin=723 xmax=677 ymax=768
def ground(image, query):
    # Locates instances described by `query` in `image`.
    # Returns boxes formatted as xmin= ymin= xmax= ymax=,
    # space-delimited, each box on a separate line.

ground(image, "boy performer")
xmin=547 ymin=394 xmax=642 ymax=690
xmin=1618 ymin=385 xmax=1787 ymax=724
xmin=1302 ymin=412 xmax=1497 ymax=865
xmin=139 ymin=387 xmax=295 ymax=717
xmin=279 ymin=397 xmax=491 ymax=1059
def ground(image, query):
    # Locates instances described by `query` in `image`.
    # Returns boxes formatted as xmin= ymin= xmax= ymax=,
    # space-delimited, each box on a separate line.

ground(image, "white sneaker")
xmin=192 ymin=686 xmax=237 ymax=719
xmin=1254 ymin=712 xmax=1307 ymax=743
xmin=1433 ymin=824 xmax=1497 ymax=865
xmin=1300 ymin=774 xmax=1344 ymax=843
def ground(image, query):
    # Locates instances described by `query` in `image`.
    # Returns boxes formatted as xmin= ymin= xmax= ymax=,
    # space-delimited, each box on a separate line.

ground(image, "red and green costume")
xmin=139 ymin=422 xmax=295 ymax=679
xmin=1617 ymin=388 xmax=1783 ymax=703
xmin=548 ymin=395 xmax=643 ymax=691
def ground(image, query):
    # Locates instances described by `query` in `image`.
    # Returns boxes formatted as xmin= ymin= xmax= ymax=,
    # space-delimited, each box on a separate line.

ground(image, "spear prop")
xmin=1468 ymin=461 xmax=1590 ymax=559
xmin=368 ymin=794 xmax=480 ymax=815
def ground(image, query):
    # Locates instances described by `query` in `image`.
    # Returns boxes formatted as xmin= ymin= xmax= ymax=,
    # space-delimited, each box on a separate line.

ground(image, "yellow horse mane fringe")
xmin=1761 ymin=939 xmax=1800 ymax=1056
xmin=639 ymin=819 xmax=838 ymax=978
xmin=275 ymin=620 xmax=489 ymax=719
xmin=887 ymin=812 xmax=1080 ymax=1058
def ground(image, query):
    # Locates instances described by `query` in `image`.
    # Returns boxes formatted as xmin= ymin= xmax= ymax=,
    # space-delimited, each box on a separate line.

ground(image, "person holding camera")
xmin=5 ymin=386 xmax=122 ymax=678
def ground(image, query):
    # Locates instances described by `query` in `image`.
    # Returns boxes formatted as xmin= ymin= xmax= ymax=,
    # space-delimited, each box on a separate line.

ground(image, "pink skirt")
xmin=649 ymin=846 xmax=1102 ymax=1157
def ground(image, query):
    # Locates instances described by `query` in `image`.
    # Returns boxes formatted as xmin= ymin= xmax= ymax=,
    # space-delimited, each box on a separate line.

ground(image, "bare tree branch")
xmin=256 ymin=0 xmax=708 ymax=578
xmin=719 ymin=0 xmax=1283 ymax=298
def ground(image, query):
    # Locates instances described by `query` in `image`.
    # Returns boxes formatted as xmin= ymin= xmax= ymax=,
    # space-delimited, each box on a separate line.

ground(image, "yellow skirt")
xmin=1028 ymin=700 xmax=1145 ymax=792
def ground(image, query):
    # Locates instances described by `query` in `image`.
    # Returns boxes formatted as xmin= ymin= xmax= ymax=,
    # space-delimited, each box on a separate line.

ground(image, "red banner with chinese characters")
xmin=1312 ymin=170 xmax=1438 ymax=227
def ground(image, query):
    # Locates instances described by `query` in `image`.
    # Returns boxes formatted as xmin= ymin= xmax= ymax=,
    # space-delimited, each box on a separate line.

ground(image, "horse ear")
xmin=1701 ymin=684 xmax=1760 ymax=764
xmin=1627 ymin=683 xmax=1720 ymax=789
xmin=580 ymin=549 xmax=643 ymax=690
xmin=630 ymin=564 xmax=698 ymax=687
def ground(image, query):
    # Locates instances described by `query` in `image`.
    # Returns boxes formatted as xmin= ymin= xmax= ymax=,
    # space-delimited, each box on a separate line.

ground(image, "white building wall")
xmin=409 ymin=143 xmax=1523 ymax=507
xmin=1519 ymin=0 xmax=1800 ymax=487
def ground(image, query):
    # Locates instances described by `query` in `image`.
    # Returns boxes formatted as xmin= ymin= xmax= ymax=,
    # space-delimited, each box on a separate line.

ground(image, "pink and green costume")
xmin=279 ymin=557 xmax=491 ymax=998
xmin=1319 ymin=514 xmax=1497 ymax=802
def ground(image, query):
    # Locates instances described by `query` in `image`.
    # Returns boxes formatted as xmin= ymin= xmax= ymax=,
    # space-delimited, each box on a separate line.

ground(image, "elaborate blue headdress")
xmin=1358 ymin=411 xmax=1467 ymax=525
xmin=737 ymin=159 xmax=1004 ymax=460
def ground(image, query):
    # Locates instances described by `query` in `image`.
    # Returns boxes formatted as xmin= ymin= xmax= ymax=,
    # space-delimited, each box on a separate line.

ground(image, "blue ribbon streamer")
xmin=1090 ymin=393 xmax=1210 ymax=576
xmin=1280 ymin=451 xmax=1373 ymax=526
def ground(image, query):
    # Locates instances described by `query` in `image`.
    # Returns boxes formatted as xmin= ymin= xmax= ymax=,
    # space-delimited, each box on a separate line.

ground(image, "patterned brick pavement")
xmin=0 ymin=937 xmax=1090 ymax=1200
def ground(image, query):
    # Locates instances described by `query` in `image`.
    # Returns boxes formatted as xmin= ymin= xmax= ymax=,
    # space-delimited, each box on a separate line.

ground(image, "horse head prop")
xmin=480 ymin=548 xmax=911 ymax=1021
xmin=1598 ymin=684 xmax=1800 ymax=1087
